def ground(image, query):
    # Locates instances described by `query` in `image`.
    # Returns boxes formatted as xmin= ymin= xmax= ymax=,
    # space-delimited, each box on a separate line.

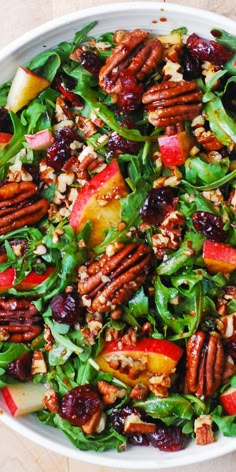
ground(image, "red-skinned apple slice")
xmin=0 ymin=132 xmax=13 ymax=150
xmin=1 ymin=383 xmax=46 ymax=417
xmin=220 ymin=386 xmax=236 ymax=415
xmin=69 ymin=159 xmax=129 ymax=248
xmin=203 ymin=240 xmax=236 ymax=273
xmin=95 ymin=338 xmax=183 ymax=386
xmin=6 ymin=66 xmax=50 ymax=113
xmin=0 ymin=267 xmax=54 ymax=293
xmin=158 ymin=131 xmax=193 ymax=167
xmin=25 ymin=129 xmax=54 ymax=150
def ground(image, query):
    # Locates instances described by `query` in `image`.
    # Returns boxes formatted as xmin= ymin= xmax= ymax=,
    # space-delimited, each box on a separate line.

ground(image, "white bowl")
xmin=0 ymin=2 xmax=235 ymax=468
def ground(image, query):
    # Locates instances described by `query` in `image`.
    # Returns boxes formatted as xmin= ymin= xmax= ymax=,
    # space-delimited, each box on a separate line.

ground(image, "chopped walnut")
xmin=202 ymin=189 xmax=224 ymax=206
xmin=43 ymin=324 xmax=54 ymax=352
xmin=194 ymin=415 xmax=215 ymax=445
xmin=152 ymin=210 xmax=184 ymax=259
xmin=149 ymin=373 xmax=171 ymax=397
xmin=106 ymin=352 xmax=147 ymax=380
xmin=43 ymin=388 xmax=60 ymax=413
xmin=162 ymin=59 xmax=183 ymax=81
xmin=31 ymin=350 xmax=47 ymax=375
xmin=97 ymin=380 xmax=126 ymax=404
xmin=130 ymin=383 xmax=149 ymax=401
xmin=124 ymin=413 xmax=156 ymax=434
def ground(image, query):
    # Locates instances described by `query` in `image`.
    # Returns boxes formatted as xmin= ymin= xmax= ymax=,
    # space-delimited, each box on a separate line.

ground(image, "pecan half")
xmin=78 ymin=242 xmax=151 ymax=313
xmin=142 ymin=80 xmax=202 ymax=127
xmin=186 ymin=331 xmax=225 ymax=397
xmin=0 ymin=298 xmax=42 ymax=342
xmin=0 ymin=182 xmax=49 ymax=235
xmin=99 ymin=29 xmax=163 ymax=94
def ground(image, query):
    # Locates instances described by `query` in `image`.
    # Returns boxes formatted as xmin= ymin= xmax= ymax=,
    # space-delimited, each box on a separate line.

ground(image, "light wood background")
xmin=0 ymin=1 xmax=236 ymax=471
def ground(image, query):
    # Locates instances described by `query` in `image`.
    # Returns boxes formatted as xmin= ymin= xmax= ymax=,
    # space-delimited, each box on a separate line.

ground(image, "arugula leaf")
xmin=27 ymin=50 xmax=61 ymax=82
xmin=212 ymin=406 xmax=236 ymax=437
xmin=184 ymin=157 xmax=229 ymax=186
xmin=0 ymin=112 xmax=27 ymax=168
xmin=134 ymin=394 xmax=194 ymax=422
xmin=211 ymin=29 xmax=236 ymax=50
xmin=157 ymin=232 xmax=204 ymax=276
xmin=205 ymin=96 xmax=236 ymax=146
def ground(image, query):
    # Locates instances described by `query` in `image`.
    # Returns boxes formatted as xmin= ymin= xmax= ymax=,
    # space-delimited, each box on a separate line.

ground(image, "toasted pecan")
xmin=78 ymin=242 xmax=151 ymax=313
xmin=99 ymin=29 xmax=163 ymax=94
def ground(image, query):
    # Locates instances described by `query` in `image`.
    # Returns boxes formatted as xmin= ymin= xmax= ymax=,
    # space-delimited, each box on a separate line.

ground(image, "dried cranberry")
xmin=224 ymin=334 xmax=236 ymax=359
xmin=50 ymin=292 xmax=83 ymax=325
xmin=148 ymin=423 xmax=186 ymax=452
xmin=60 ymin=385 xmax=101 ymax=426
xmin=55 ymin=127 xmax=77 ymax=144
xmin=186 ymin=33 xmax=232 ymax=65
xmin=56 ymin=76 xmax=83 ymax=106
xmin=0 ymin=107 xmax=13 ymax=133
xmin=80 ymin=50 xmax=102 ymax=77
xmin=7 ymin=352 xmax=33 ymax=382
xmin=46 ymin=141 xmax=71 ymax=171
xmin=117 ymin=70 xmax=143 ymax=113
xmin=140 ymin=187 xmax=175 ymax=225
xmin=109 ymin=406 xmax=149 ymax=446
xmin=181 ymin=46 xmax=202 ymax=80
xmin=46 ymin=127 xmax=77 ymax=172
xmin=107 ymin=118 xmax=141 ymax=158
xmin=23 ymin=164 xmax=40 ymax=183
xmin=192 ymin=211 xmax=227 ymax=242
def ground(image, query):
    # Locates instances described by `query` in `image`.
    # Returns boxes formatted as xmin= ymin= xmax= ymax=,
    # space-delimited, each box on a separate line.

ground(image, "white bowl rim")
xmin=0 ymin=1 xmax=236 ymax=468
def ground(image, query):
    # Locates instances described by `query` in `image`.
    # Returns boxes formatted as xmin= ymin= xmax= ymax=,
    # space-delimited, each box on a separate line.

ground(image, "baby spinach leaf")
xmin=212 ymin=406 xmax=236 ymax=436
xmin=27 ymin=50 xmax=61 ymax=82
xmin=211 ymin=28 xmax=236 ymax=50
xmin=0 ymin=112 xmax=27 ymax=168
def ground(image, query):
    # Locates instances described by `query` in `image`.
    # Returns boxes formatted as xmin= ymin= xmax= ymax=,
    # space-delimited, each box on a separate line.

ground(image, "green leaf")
xmin=184 ymin=157 xmax=229 ymax=186
xmin=27 ymin=50 xmax=61 ymax=82
xmin=72 ymin=21 xmax=97 ymax=49
xmin=0 ymin=343 xmax=28 ymax=368
xmin=156 ymin=232 xmax=204 ymax=276
xmin=212 ymin=406 xmax=236 ymax=437
xmin=128 ymin=287 xmax=149 ymax=317
xmin=0 ymin=112 xmax=27 ymax=168
xmin=205 ymin=96 xmax=236 ymax=146
xmin=211 ymin=28 xmax=236 ymax=50
xmin=134 ymin=394 xmax=194 ymax=421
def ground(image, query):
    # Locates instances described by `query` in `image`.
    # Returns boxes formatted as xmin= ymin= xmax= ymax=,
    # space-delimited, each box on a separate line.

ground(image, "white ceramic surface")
xmin=0 ymin=2 xmax=235 ymax=468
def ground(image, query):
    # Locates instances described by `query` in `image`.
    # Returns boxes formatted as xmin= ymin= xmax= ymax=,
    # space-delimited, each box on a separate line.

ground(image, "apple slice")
xmin=95 ymin=338 xmax=183 ymax=387
xmin=69 ymin=159 xmax=129 ymax=248
xmin=203 ymin=240 xmax=236 ymax=273
xmin=0 ymin=132 xmax=13 ymax=150
xmin=1 ymin=382 xmax=46 ymax=417
xmin=220 ymin=386 xmax=236 ymax=415
xmin=0 ymin=266 xmax=54 ymax=293
xmin=25 ymin=129 xmax=54 ymax=150
xmin=6 ymin=66 xmax=50 ymax=113
xmin=158 ymin=131 xmax=194 ymax=167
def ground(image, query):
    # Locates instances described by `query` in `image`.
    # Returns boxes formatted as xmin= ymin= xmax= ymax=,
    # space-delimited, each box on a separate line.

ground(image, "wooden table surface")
xmin=0 ymin=0 xmax=236 ymax=471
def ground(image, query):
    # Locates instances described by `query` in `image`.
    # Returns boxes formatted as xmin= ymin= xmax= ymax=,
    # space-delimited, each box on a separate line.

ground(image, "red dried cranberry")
xmin=148 ymin=423 xmax=186 ymax=452
xmin=140 ymin=187 xmax=175 ymax=225
xmin=23 ymin=164 xmax=40 ymax=183
xmin=46 ymin=127 xmax=78 ymax=172
xmin=0 ymin=107 xmax=13 ymax=133
xmin=109 ymin=406 xmax=149 ymax=445
xmin=60 ymin=385 xmax=101 ymax=426
xmin=7 ymin=352 xmax=33 ymax=382
xmin=50 ymin=292 xmax=83 ymax=325
xmin=192 ymin=211 xmax=227 ymax=242
xmin=55 ymin=127 xmax=77 ymax=144
xmin=80 ymin=50 xmax=102 ymax=77
xmin=181 ymin=46 xmax=202 ymax=80
xmin=56 ymin=76 xmax=83 ymax=106
xmin=186 ymin=33 xmax=232 ymax=65
xmin=46 ymin=141 xmax=71 ymax=171
xmin=224 ymin=334 xmax=236 ymax=359
xmin=107 ymin=119 xmax=141 ymax=158
xmin=117 ymin=70 xmax=143 ymax=113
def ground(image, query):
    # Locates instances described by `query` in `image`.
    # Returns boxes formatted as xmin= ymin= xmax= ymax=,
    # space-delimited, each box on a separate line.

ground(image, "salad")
xmin=0 ymin=20 xmax=236 ymax=454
